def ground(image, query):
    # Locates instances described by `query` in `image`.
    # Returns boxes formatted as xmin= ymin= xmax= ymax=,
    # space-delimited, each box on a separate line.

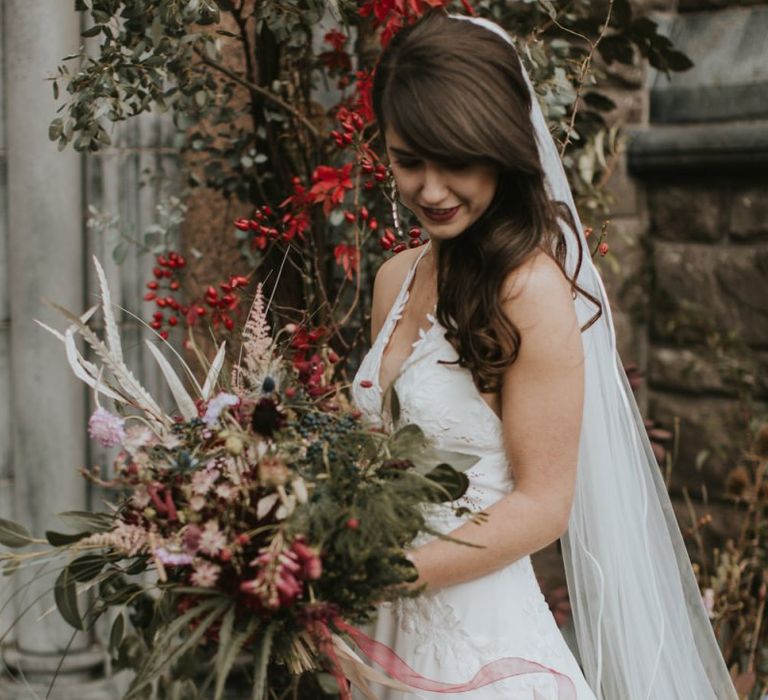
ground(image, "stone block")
xmin=730 ymin=183 xmax=768 ymax=241
xmin=605 ymin=155 xmax=640 ymax=218
xmin=649 ymin=346 xmax=768 ymax=399
xmin=648 ymin=182 xmax=727 ymax=242
xmin=648 ymin=391 xmax=763 ymax=497
xmin=651 ymin=242 xmax=768 ymax=347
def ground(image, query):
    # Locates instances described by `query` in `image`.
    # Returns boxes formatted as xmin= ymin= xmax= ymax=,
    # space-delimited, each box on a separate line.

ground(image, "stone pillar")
xmin=1 ymin=3 xmax=113 ymax=697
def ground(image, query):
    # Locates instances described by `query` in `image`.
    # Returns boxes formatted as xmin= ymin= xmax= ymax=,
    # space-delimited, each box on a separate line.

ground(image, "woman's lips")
xmin=421 ymin=205 xmax=460 ymax=223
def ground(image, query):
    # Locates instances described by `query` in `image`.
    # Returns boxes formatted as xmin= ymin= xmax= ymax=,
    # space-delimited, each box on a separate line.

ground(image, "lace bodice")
xmin=351 ymin=243 xmax=514 ymax=514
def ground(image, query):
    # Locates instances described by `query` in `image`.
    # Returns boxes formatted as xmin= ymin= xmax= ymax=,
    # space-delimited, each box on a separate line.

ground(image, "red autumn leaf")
xmin=333 ymin=244 xmax=359 ymax=281
xmin=309 ymin=163 xmax=354 ymax=217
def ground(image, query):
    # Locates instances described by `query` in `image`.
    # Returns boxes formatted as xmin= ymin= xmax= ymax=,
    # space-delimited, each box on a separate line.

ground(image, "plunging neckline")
xmin=375 ymin=242 xmax=437 ymax=401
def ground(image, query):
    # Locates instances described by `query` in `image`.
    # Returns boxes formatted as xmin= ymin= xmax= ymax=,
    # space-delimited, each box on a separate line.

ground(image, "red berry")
xmin=369 ymin=218 xmax=378 ymax=231
xmin=236 ymin=534 xmax=250 ymax=546
xmin=343 ymin=211 xmax=356 ymax=223
xmin=224 ymin=317 xmax=234 ymax=331
xmin=359 ymin=206 xmax=369 ymax=221
xmin=374 ymin=171 xmax=387 ymax=182
xmin=584 ymin=227 xmax=593 ymax=238
xmin=409 ymin=238 xmax=421 ymax=248
xmin=285 ymin=387 xmax=297 ymax=398
xmin=168 ymin=316 xmax=178 ymax=327
xmin=196 ymin=306 xmax=206 ymax=317
xmin=346 ymin=517 xmax=360 ymax=530
xmin=234 ymin=218 xmax=250 ymax=231
xmin=219 ymin=548 xmax=232 ymax=562
xmin=359 ymin=379 xmax=373 ymax=388
xmin=153 ymin=311 xmax=163 ymax=321
xmin=598 ymin=242 xmax=609 ymax=256
xmin=328 ymin=350 xmax=339 ymax=364
xmin=144 ymin=292 xmax=157 ymax=302
xmin=392 ymin=243 xmax=406 ymax=254
xmin=379 ymin=236 xmax=392 ymax=251
xmin=384 ymin=228 xmax=397 ymax=242
xmin=360 ymin=160 xmax=374 ymax=174
xmin=156 ymin=298 xmax=167 ymax=308
xmin=157 ymin=255 xmax=168 ymax=266
xmin=159 ymin=331 xmax=169 ymax=340
xmin=153 ymin=267 xmax=163 ymax=278
xmin=170 ymin=280 xmax=180 ymax=291
xmin=147 ymin=281 xmax=159 ymax=290
xmin=408 ymin=226 xmax=421 ymax=238
xmin=150 ymin=320 xmax=162 ymax=330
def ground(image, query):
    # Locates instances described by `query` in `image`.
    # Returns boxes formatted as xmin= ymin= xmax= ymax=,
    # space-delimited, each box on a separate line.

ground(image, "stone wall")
xmin=618 ymin=4 xmax=768 ymax=512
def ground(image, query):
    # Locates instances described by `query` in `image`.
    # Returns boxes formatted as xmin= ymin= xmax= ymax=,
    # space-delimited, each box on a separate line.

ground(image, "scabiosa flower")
xmin=191 ymin=561 xmax=221 ymax=588
xmin=202 ymin=392 xmax=240 ymax=427
xmin=198 ymin=520 xmax=227 ymax=556
xmin=88 ymin=407 xmax=126 ymax=448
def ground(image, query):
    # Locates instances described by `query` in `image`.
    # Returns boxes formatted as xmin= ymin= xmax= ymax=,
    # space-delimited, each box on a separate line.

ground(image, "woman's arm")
xmin=407 ymin=252 xmax=585 ymax=590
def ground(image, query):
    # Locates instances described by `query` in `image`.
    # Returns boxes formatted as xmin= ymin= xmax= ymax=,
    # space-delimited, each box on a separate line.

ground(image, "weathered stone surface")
xmin=648 ymin=182 xmax=727 ymax=242
xmin=651 ymin=242 xmax=768 ymax=347
xmin=730 ymin=183 xmax=768 ymax=241
xmin=606 ymin=155 xmax=640 ymax=218
xmin=649 ymin=346 xmax=768 ymax=398
xmin=650 ymin=7 xmax=768 ymax=123
xmin=648 ymin=391 xmax=764 ymax=496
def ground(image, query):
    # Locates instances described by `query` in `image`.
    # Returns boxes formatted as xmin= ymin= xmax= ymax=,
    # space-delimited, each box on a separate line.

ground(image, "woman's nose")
xmin=419 ymin=163 xmax=450 ymax=205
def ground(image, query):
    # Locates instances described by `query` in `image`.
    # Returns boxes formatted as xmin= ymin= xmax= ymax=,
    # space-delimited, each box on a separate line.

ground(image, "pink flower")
xmin=191 ymin=467 xmax=220 ymax=495
xmin=291 ymin=539 xmax=322 ymax=580
xmin=198 ymin=520 xmax=227 ymax=556
xmin=191 ymin=561 xmax=221 ymax=588
xmin=88 ymin=407 xmax=126 ymax=448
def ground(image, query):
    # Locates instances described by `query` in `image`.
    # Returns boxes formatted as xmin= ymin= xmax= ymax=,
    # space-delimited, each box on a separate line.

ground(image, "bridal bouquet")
xmin=0 ymin=259 xmax=478 ymax=699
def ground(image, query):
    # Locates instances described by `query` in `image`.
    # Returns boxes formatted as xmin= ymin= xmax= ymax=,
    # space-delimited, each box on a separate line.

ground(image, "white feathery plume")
xmin=144 ymin=340 xmax=198 ymax=421
xmin=202 ymin=341 xmax=226 ymax=400
xmin=92 ymin=256 xmax=124 ymax=365
xmin=48 ymin=301 xmax=166 ymax=423
xmin=36 ymin=309 xmax=127 ymax=405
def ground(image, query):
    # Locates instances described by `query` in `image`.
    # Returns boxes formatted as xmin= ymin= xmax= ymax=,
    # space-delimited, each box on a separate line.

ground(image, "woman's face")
xmin=385 ymin=126 xmax=499 ymax=242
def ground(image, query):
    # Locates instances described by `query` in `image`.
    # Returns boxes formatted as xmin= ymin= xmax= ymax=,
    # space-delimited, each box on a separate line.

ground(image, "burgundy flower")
xmin=250 ymin=397 xmax=286 ymax=439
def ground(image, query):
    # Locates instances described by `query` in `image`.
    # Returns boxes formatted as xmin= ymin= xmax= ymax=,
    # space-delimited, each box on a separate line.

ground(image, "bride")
xmin=351 ymin=9 xmax=737 ymax=700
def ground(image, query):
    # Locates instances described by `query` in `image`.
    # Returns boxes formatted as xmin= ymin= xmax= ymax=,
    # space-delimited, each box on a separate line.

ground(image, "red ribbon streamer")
xmin=333 ymin=617 xmax=577 ymax=699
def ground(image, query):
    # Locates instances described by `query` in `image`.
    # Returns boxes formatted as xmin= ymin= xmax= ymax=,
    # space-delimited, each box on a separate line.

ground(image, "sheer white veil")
xmin=448 ymin=13 xmax=737 ymax=699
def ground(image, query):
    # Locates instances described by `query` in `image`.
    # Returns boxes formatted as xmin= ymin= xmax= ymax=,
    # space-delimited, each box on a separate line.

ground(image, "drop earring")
xmin=386 ymin=167 xmax=405 ymax=239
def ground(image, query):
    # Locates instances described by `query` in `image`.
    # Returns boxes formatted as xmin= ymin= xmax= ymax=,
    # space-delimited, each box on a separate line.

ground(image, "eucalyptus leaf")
xmin=54 ymin=567 xmax=83 ymax=630
xmin=46 ymin=530 xmax=91 ymax=547
xmin=109 ymin=613 xmax=125 ymax=656
xmin=58 ymin=510 xmax=113 ymax=533
xmin=0 ymin=518 xmax=36 ymax=548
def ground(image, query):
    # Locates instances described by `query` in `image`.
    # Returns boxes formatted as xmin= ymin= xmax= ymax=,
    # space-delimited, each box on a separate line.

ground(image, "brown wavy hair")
xmin=372 ymin=9 xmax=602 ymax=393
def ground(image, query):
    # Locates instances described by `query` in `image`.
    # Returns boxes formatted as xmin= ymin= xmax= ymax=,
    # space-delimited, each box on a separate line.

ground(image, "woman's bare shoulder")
xmin=371 ymin=246 xmax=423 ymax=342
xmin=500 ymin=249 xmax=575 ymax=324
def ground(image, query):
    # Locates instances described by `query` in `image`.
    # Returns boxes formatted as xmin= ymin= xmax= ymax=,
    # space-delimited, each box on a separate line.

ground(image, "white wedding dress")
xmin=351 ymin=243 xmax=597 ymax=700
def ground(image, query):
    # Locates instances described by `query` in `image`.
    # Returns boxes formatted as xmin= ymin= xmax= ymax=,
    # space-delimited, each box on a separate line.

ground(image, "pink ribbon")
xmin=334 ymin=618 xmax=576 ymax=699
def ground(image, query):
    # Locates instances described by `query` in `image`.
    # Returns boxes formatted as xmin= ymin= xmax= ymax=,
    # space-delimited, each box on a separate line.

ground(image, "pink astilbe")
xmin=232 ymin=283 xmax=272 ymax=391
